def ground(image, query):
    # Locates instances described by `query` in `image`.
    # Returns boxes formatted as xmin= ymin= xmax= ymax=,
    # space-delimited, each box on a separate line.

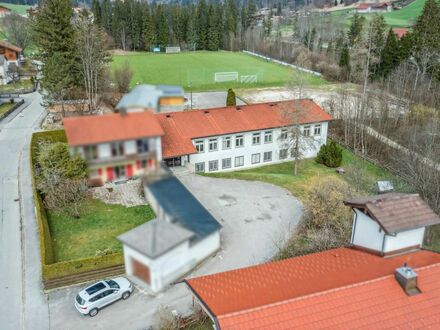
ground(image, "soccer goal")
xmin=214 ymin=72 xmax=239 ymax=83
xmin=166 ymin=46 xmax=181 ymax=54
xmin=240 ymin=75 xmax=258 ymax=83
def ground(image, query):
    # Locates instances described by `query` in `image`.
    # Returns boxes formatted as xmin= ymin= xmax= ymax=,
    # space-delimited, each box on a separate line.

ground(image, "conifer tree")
xmin=33 ymin=0 xmax=76 ymax=102
xmin=377 ymin=28 xmax=399 ymax=79
xmin=226 ymin=88 xmax=236 ymax=106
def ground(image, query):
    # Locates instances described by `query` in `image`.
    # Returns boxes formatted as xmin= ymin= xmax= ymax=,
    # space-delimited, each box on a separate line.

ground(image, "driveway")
xmin=47 ymin=174 xmax=302 ymax=329
xmin=184 ymin=91 xmax=246 ymax=109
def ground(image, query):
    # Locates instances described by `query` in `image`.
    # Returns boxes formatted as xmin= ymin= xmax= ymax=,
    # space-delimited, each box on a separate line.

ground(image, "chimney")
xmin=394 ymin=264 xmax=421 ymax=296
xmin=235 ymin=106 xmax=241 ymax=111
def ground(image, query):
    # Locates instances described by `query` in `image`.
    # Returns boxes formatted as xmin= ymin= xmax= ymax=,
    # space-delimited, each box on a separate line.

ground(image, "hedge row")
xmin=30 ymin=130 xmax=124 ymax=283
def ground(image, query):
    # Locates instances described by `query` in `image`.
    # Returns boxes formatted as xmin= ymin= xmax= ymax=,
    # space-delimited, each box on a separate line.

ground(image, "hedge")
xmin=30 ymin=130 xmax=124 ymax=282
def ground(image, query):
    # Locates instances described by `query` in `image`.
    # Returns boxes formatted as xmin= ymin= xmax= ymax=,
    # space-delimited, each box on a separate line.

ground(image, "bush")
xmin=276 ymin=177 xmax=355 ymax=259
xmin=316 ymin=140 xmax=343 ymax=168
xmin=113 ymin=61 xmax=133 ymax=93
xmin=36 ymin=141 xmax=88 ymax=217
xmin=226 ymin=88 xmax=236 ymax=106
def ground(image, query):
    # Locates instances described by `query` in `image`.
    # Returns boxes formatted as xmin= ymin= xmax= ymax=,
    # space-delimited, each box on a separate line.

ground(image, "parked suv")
xmin=74 ymin=277 xmax=133 ymax=317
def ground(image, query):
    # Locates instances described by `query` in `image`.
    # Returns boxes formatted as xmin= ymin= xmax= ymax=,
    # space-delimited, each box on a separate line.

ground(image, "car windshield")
xmin=106 ymin=280 xmax=120 ymax=289
xmin=76 ymin=294 xmax=85 ymax=305
xmin=85 ymin=282 xmax=106 ymax=295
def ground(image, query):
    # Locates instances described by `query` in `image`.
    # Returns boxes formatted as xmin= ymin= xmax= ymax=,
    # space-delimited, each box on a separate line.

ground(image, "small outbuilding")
xmin=118 ymin=170 xmax=221 ymax=292
xmin=344 ymin=193 xmax=440 ymax=256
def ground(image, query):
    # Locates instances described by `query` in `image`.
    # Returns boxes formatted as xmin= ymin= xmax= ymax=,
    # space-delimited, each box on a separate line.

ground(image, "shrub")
xmin=316 ymin=140 xmax=343 ymax=168
xmin=113 ymin=61 xmax=133 ymax=93
xmin=226 ymin=88 xmax=236 ymax=106
xmin=276 ymin=177 xmax=355 ymax=259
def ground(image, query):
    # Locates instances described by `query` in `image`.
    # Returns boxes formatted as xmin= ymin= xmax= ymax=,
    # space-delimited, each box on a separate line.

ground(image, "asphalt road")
xmin=0 ymin=92 xmax=49 ymax=330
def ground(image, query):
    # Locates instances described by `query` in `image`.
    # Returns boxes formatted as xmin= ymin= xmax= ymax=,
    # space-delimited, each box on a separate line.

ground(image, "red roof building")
xmin=64 ymin=111 xmax=164 ymax=146
xmin=0 ymin=40 xmax=22 ymax=62
xmin=185 ymin=248 xmax=440 ymax=329
xmin=393 ymin=28 xmax=409 ymax=39
xmin=157 ymin=100 xmax=332 ymax=158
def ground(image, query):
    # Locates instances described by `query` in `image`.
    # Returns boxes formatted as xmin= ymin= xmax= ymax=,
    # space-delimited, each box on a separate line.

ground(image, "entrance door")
xmin=165 ymin=157 xmax=182 ymax=167
xmin=131 ymin=258 xmax=150 ymax=284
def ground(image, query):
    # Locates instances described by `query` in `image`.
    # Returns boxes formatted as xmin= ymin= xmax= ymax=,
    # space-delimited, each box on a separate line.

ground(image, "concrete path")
xmin=0 ymin=92 xmax=49 ymax=330
xmin=47 ymin=174 xmax=302 ymax=329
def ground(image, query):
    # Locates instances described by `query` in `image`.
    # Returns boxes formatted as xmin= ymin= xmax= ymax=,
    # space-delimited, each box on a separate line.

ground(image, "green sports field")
xmin=0 ymin=2 xmax=30 ymax=15
xmin=383 ymin=0 xmax=429 ymax=27
xmin=111 ymin=51 xmax=327 ymax=91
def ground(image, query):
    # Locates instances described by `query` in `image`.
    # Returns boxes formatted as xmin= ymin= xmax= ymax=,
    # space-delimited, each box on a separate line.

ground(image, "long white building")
xmin=64 ymin=88 xmax=333 ymax=184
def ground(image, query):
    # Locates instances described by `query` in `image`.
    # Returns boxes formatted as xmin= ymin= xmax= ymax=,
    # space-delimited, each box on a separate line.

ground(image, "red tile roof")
xmin=185 ymin=248 xmax=440 ymax=327
xmin=157 ymin=100 xmax=332 ymax=158
xmin=393 ymin=28 xmax=409 ymax=39
xmin=64 ymin=112 xmax=164 ymax=146
xmin=0 ymin=40 xmax=22 ymax=53
xmin=217 ymin=263 xmax=440 ymax=329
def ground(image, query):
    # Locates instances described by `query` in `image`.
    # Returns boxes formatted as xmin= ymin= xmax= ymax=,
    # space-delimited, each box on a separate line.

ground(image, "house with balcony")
xmin=64 ymin=86 xmax=332 ymax=184
xmin=63 ymin=111 xmax=164 ymax=186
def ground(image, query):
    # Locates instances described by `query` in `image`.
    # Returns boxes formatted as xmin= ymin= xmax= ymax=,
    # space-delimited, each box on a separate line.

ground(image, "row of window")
xmin=194 ymin=125 xmax=321 ymax=153
xmin=195 ymin=150 xmax=289 ymax=172
xmin=83 ymin=138 xmax=151 ymax=160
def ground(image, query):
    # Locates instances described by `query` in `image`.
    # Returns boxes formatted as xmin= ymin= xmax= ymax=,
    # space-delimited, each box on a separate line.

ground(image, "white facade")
xmin=351 ymin=209 xmax=425 ymax=255
xmin=123 ymin=231 xmax=220 ymax=292
xmin=187 ymin=122 xmax=328 ymax=173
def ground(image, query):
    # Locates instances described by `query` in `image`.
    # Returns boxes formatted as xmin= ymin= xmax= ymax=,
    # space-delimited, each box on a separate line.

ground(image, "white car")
xmin=74 ymin=277 xmax=133 ymax=317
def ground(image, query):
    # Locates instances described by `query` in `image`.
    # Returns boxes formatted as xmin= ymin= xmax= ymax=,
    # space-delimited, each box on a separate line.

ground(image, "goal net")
xmin=240 ymin=75 xmax=258 ymax=83
xmin=166 ymin=46 xmax=181 ymax=54
xmin=214 ymin=72 xmax=239 ymax=83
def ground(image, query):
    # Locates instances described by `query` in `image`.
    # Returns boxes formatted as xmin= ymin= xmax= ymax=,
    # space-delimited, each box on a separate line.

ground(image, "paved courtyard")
xmin=47 ymin=174 xmax=302 ymax=329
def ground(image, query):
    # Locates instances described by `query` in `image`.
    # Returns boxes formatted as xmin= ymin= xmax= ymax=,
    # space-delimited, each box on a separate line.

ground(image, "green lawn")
xmin=205 ymin=148 xmax=408 ymax=200
xmin=111 ymin=51 xmax=328 ymax=92
xmin=0 ymin=2 xmax=30 ymax=15
xmin=383 ymin=0 xmax=429 ymax=27
xmin=0 ymin=80 xmax=33 ymax=93
xmin=47 ymin=199 xmax=155 ymax=262
xmin=0 ymin=101 xmax=13 ymax=116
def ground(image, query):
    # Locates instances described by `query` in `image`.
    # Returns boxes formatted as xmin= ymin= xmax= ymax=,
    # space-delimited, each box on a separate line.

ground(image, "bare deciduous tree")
xmin=75 ymin=16 xmax=110 ymax=112
xmin=1 ymin=13 xmax=31 ymax=52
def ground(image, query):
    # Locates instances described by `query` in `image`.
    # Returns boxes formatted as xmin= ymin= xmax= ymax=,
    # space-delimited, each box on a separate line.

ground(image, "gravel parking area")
xmin=47 ymin=174 xmax=302 ymax=329
xmin=185 ymin=91 xmax=246 ymax=109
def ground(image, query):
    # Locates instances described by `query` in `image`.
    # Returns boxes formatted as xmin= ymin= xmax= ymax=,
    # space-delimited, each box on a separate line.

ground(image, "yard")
xmin=0 ymin=2 xmax=30 ymax=15
xmin=0 ymin=101 xmax=13 ymax=116
xmin=47 ymin=199 xmax=155 ymax=262
xmin=205 ymin=148 xmax=409 ymax=200
xmin=0 ymin=80 xmax=34 ymax=93
xmin=111 ymin=51 xmax=327 ymax=91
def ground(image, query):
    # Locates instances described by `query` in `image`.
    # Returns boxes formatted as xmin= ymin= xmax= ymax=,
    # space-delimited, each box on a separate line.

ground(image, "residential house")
xmin=356 ymin=2 xmax=392 ymax=13
xmin=185 ymin=194 xmax=440 ymax=329
xmin=64 ymin=87 xmax=332 ymax=184
xmin=118 ymin=169 xmax=221 ymax=292
xmin=0 ymin=41 xmax=22 ymax=64
xmin=63 ymin=111 xmax=164 ymax=186
xmin=344 ymin=193 xmax=440 ymax=256
xmin=116 ymin=84 xmax=185 ymax=113
xmin=392 ymin=27 xmax=409 ymax=39
xmin=0 ymin=5 xmax=11 ymax=17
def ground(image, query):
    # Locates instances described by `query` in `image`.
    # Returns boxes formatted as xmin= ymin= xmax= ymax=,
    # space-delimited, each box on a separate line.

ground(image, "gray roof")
xmin=116 ymin=84 xmax=184 ymax=111
xmin=117 ymin=218 xmax=194 ymax=259
xmin=146 ymin=175 xmax=221 ymax=241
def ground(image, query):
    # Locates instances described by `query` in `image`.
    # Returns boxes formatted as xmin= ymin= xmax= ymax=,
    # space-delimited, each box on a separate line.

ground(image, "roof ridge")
xmin=217 ymin=262 xmax=440 ymax=319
